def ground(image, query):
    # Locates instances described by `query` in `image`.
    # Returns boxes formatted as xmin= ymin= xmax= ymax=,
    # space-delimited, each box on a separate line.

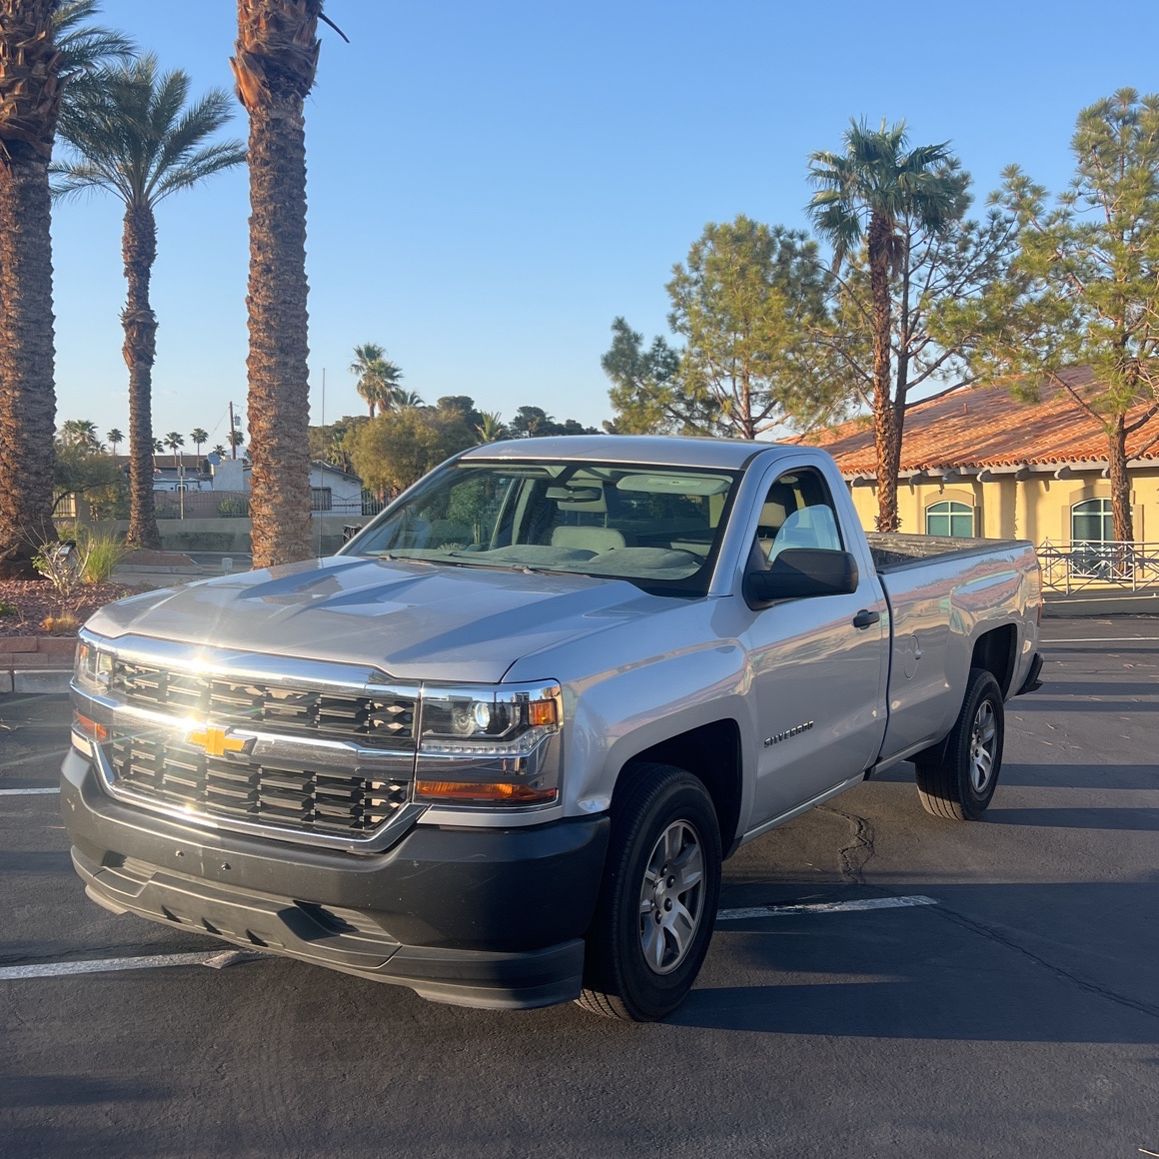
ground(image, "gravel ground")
xmin=0 ymin=580 xmax=135 ymax=637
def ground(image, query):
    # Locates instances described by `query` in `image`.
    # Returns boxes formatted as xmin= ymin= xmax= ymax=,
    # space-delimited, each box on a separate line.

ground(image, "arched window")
xmin=925 ymin=500 xmax=973 ymax=537
xmin=1071 ymin=497 xmax=1113 ymax=543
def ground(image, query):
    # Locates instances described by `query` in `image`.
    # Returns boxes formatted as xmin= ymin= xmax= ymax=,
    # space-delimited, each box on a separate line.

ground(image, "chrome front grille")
xmin=106 ymin=732 xmax=410 ymax=839
xmin=108 ymin=659 xmax=416 ymax=749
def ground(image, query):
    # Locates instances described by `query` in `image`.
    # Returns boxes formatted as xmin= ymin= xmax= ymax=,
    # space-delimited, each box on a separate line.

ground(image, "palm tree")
xmin=0 ymin=5 xmax=57 ymax=578
xmin=106 ymin=426 xmax=124 ymax=458
xmin=808 ymin=119 xmax=957 ymax=531
xmin=61 ymin=417 xmax=101 ymax=449
xmin=228 ymin=428 xmax=245 ymax=455
xmin=53 ymin=57 xmax=245 ymax=548
xmin=395 ymin=389 xmax=423 ymax=410
xmin=164 ymin=430 xmax=184 ymax=471
xmin=233 ymin=1 xmax=344 ymax=567
xmin=151 ymin=437 xmax=164 ymax=472
xmin=474 ymin=411 xmax=506 ymax=444
xmin=211 ymin=443 xmax=227 ymax=458
xmin=349 ymin=342 xmax=404 ymax=418
xmin=0 ymin=2 xmax=132 ymax=576
xmin=349 ymin=342 xmax=384 ymax=416
xmin=189 ymin=426 xmax=208 ymax=464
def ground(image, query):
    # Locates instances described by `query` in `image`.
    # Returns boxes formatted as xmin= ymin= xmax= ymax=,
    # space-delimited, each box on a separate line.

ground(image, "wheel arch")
xmin=614 ymin=719 xmax=744 ymax=857
xmin=970 ymin=623 xmax=1018 ymax=697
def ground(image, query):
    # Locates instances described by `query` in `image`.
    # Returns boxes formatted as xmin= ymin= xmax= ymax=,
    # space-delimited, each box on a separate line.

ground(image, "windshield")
xmin=342 ymin=459 xmax=741 ymax=596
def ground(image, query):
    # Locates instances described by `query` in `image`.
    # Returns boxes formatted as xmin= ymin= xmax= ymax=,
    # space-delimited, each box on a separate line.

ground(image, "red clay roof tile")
xmin=804 ymin=366 xmax=1159 ymax=474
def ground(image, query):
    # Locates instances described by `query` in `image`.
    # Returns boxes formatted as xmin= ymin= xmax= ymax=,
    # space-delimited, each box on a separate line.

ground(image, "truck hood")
xmin=86 ymin=555 xmax=670 ymax=683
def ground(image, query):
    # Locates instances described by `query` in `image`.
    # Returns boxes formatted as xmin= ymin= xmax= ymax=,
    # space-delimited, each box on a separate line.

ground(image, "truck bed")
xmin=867 ymin=532 xmax=1041 ymax=768
xmin=867 ymin=532 xmax=1026 ymax=572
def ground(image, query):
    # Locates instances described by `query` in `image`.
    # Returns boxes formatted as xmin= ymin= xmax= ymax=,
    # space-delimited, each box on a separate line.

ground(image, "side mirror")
xmin=744 ymin=548 xmax=859 ymax=608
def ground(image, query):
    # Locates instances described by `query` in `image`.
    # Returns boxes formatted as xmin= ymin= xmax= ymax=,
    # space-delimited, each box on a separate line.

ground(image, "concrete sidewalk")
xmin=1043 ymin=587 xmax=1159 ymax=616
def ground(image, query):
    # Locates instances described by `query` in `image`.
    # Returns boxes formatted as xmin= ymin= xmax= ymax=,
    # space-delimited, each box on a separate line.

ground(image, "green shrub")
xmin=79 ymin=531 xmax=126 ymax=585
xmin=0 ymin=599 xmax=17 ymax=617
xmin=33 ymin=540 xmax=82 ymax=597
xmin=217 ymin=496 xmax=249 ymax=517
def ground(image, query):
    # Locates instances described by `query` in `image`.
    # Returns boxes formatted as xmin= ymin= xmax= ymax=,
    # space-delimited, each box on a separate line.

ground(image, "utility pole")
xmin=228 ymin=400 xmax=237 ymax=460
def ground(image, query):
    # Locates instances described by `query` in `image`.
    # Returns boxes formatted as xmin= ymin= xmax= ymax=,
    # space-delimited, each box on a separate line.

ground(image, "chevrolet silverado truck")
xmin=62 ymin=436 xmax=1044 ymax=1020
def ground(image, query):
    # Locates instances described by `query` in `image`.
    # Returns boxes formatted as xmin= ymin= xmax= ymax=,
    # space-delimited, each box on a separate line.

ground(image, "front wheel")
xmin=576 ymin=763 xmax=722 ymax=1021
xmin=915 ymin=667 xmax=1005 ymax=821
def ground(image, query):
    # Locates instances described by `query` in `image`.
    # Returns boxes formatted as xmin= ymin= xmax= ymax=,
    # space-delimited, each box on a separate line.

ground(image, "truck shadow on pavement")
xmin=0 ymin=1073 xmax=169 ymax=1108
xmin=675 ymin=880 xmax=1159 ymax=1043
xmin=985 ymin=807 xmax=1159 ymax=829
xmin=873 ymin=761 xmax=1159 ymax=790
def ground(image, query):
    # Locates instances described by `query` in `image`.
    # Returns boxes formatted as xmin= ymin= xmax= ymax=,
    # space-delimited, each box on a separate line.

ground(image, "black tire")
xmin=576 ymin=763 xmax=722 ymax=1021
xmin=915 ymin=667 xmax=1005 ymax=821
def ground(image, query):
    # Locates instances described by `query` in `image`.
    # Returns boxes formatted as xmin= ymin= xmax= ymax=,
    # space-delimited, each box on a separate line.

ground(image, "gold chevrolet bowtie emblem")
xmin=186 ymin=725 xmax=248 ymax=758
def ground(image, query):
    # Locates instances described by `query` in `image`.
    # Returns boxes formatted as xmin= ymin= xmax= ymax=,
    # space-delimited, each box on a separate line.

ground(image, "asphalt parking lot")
xmin=1 ymin=617 xmax=1157 ymax=1159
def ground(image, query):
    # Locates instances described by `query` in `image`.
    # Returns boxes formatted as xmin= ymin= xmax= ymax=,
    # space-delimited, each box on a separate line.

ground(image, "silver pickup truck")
xmin=62 ymin=436 xmax=1043 ymax=1020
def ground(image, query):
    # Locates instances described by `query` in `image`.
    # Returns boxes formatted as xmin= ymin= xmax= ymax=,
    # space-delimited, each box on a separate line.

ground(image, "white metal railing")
xmin=1037 ymin=539 xmax=1159 ymax=593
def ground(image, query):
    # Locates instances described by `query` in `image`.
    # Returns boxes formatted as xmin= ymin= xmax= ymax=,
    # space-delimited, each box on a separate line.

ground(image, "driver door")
xmin=742 ymin=464 xmax=888 ymax=827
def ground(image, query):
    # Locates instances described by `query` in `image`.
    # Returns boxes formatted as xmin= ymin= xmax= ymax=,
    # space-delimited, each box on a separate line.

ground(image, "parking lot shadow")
xmin=674 ymin=880 xmax=1159 ymax=1044
xmin=986 ymin=807 xmax=1159 ymax=830
xmin=873 ymin=762 xmax=1159 ymax=791
xmin=0 ymin=1073 xmax=169 ymax=1107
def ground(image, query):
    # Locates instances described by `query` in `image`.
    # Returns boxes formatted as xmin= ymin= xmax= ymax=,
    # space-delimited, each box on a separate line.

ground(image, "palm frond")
xmin=53 ymin=54 xmax=243 ymax=208
xmin=53 ymin=0 xmax=136 ymax=80
xmin=152 ymin=140 xmax=246 ymax=200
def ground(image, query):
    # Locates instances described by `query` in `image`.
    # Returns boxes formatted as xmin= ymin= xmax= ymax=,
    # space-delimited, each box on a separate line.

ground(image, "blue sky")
xmin=51 ymin=0 xmax=1159 ymax=449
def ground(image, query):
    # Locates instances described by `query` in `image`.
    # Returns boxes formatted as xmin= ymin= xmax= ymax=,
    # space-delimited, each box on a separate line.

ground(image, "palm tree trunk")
xmin=233 ymin=1 xmax=320 ymax=569
xmin=0 ymin=147 xmax=57 ymax=575
xmin=1107 ymin=418 xmax=1133 ymax=542
xmin=0 ymin=0 xmax=58 ymax=577
xmin=241 ymin=81 xmax=313 ymax=567
xmin=867 ymin=214 xmax=898 ymax=532
xmin=122 ymin=203 xmax=160 ymax=548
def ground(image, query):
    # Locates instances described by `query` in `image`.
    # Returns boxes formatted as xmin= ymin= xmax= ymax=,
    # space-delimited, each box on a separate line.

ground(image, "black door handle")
xmin=852 ymin=609 xmax=880 ymax=630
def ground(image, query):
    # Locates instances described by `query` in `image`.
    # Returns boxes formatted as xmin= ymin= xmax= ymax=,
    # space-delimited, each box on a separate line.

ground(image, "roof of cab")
xmin=460 ymin=434 xmax=804 ymax=471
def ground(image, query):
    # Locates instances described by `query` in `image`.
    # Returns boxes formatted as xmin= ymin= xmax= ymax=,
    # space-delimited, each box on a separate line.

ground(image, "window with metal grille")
xmin=925 ymin=500 xmax=974 ymax=537
xmin=1071 ymin=497 xmax=1113 ymax=543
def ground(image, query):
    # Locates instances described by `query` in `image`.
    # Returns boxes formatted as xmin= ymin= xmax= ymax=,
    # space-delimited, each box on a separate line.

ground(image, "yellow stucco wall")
xmin=846 ymin=467 xmax=1159 ymax=543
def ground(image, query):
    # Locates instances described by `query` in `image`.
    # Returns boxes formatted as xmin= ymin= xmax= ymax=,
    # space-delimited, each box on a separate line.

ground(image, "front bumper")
xmin=60 ymin=749 xmax=609 ymax=1009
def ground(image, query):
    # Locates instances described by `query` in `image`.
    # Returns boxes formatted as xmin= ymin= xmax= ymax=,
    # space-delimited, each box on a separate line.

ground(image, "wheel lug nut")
xmin=664 ymin=899 xmax=673 ymax=911
xmin=667 ymin=876 xmax=675 ymax=887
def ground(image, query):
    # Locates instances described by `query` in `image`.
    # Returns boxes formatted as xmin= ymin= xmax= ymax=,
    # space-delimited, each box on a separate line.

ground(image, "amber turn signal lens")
xmin=527 ymin=700 xmax=558 ymax=727
xmin=415 ymin=779 xmax=558 ymax=805
xmin=72 ymin=711 xmax=108 ymax=743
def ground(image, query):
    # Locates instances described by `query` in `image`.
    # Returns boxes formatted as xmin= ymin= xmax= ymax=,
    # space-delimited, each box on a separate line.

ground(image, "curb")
xmin=1 ymin=669 xmax=71 ymax=695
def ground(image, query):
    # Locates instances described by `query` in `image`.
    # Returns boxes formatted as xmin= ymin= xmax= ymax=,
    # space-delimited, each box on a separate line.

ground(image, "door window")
xmin=754 ymin=468 xmax=843 ymax=561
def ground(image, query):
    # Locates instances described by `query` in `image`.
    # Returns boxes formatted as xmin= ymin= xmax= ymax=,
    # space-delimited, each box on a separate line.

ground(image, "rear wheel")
xmin=576 ymin=763 xmax=721 ymax=1021
xmin=915 ymin=667 xmax=1004 ymax=821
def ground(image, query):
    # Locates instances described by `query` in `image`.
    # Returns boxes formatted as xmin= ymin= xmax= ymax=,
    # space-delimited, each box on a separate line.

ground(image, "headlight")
xmin=74 ymin=639 xmax=113 ymax=694
xmin=415 ymin=682 xmax=562 ymax=807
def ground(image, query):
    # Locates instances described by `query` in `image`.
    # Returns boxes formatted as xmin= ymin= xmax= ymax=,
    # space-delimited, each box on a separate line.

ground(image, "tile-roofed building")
xmin=802 ymin=368 xmax=1159 ymax=544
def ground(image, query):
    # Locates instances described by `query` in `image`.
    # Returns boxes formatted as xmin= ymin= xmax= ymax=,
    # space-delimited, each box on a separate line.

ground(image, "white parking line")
xmin=0 ymin=952 xmax=228 ymax=980
xmin=0 ymin=949 xmax=265 ymax=981
xmin=0 ymin=787 xmax=59 ymax=796
xmin=1048 ymin=636 xmax=1159 ymax=643
xmin=0 ymin=897 xmax=939 ymax=982
xmin=716 ymin=895 xmax=938 ymax=921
